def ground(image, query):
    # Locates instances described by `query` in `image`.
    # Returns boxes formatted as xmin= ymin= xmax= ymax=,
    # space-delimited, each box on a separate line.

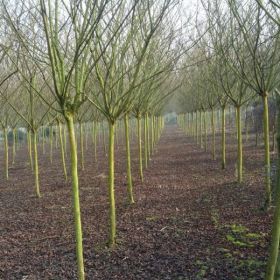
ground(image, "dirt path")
xmin=0 ymin=124 xmax=272 ymax=279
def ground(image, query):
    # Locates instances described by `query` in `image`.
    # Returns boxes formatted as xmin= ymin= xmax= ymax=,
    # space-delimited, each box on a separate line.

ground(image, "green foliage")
xmin=210 ymin=209 xmax=220 ymax=229
xmin=225 ymin=223 xmax=265 ymax=248
xmin=195 ymin=260 xmax=209 ymax=279
xmin=146 ymin=216 xmax=158 ymax=221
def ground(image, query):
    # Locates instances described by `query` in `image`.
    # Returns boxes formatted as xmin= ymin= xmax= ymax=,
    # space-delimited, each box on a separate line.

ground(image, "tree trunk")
xmin=147 ymin=114 xmax=151 ymax=161
xmin=151 ymin=115 xmax=155 ymax=154
xmin=236 ymin=106 xmax=243 ymax=183
xmin=28 ymin=129 xmax=33 ymax=171
xmin=144 ymin=114 xmax=148 ymax=168
xmin=200 ymin=110 xmax=203 ymax=149
xmin=33 ymin=130 xmax=41 ymax=198
xmin=108 ymin=121 xmax=116 ymax=247
xmin=137 ymin=117 xmax=143 ymax=182
xmin=124 ymin=114 xmax=134 ymax=204
xmin=12 ymin=128 xmax=16 ymax=165
xmin=59 ymin=121 xmax=67 ymax=181
xmin=102 ymin=122 xmax=106 ymax=155
xmin=50 ymin=125 xmax=53 ymax=164
xmin=263 ymin=93 xmax=271 ymax=209
xmin=64 ymin=124 xmax=67 ymax=158
xmin=204 ymin=111 xmax=207 ymax=152
xmin=94 ymin=122 xmax=98 ymax=162
xmin=221 ymin=106 xmax=226 ymax=169
xmin=265 ymin=98 xmax=280 ymax=280
xmin=196 ymin=111 xmax=199 ymax=145
xmin=65 ymin=113 xmax=85 ymax=280
xmin=211 ymin=108 xmax=216 ymax=160
xmin=42 ymin=127 xmax=45 ymax=154
xmin=4 ymin=128 xmax=8 ymax=180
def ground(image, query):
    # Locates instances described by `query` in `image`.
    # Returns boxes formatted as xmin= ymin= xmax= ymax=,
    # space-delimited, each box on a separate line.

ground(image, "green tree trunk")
xmin=147 ymin=114 xmax=151 ymax=161
xmin=265 ymin=99 xmax=280 ymax=280
xmin=263 ymin=94 xmax=271 ymax=208
xmin=65 ymin=113 xmax=85 ymax=280
xmin=64 ymin=125 xmax=67 ymax=159
xmin=102 ymin=122 xmax=106 ymax=155
xmin=50 ymin=125 xmax=53 ymax=164
xmin=137 ymin=117 xmax=144 ymax=182
xmin=211 ymin=108 xmax=216 ymax=160
xmin=33 ymin=130 xmax=41 ymax=198
xmin=144 ymin=114 xmax=148 ymax=169
xmin=85 ymin=124 xmax=88 ymax=151
xmin=192 ymin=112 xmax=195 ymax=139
xmin=204 ymin=111 xmax=207 ymax=152
xmin=236 ymin=106 xmax=243 ymax=183
xmin=28 ymin=129 xmax=33 ymax=171
xmin=4 ymin=128 xmax=8 ymax=180
xmin=12 ymin=128 xmax=16 ymax=165
xmin=151 ymin=115 xmax=155 ymax=154
xmin=108 ymin=121 xmax=116 ymax=247
xmin=221 ymin=106 xmax=226 ymax=169
xmin=196 ymin=111 xmax=199 ymax=145
xmin=55 ymin=125 xmax=58 ymax=149
xmin=42 ymin=127 xmax=45 ymax=154
xmin=124 ymin=114 xmax=134 ymax=204
xmin=16 ymin=129 xmax=20 ymax=151
xmin=59 ymin=121 xmax=67 ymax=181
xmin=200 ymin=110 xmax=203 ymax=148
xmin=94 ymin=122 xmax=98 ymax=162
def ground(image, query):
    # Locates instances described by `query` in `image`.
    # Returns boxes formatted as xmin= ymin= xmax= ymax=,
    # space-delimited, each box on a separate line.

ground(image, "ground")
xmin=0 ymin=124 xmax=273 ymax=279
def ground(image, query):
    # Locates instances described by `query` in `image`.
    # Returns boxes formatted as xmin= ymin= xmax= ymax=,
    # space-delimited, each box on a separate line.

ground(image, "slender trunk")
xmin=94 ymin=122 xmax=97 ymax=162
xmin=265 ymin=99 xmax=280 ymax=280
xmin=59 ymin=121 xmax=67 ymax=181
xmin=12 ymin=128 xmax=16 ymax=165
xmin=263 ymin=94 xmax=271 ymax=208
xmin=144 ymin=114 xmax=148 ymax=168
xmin=64 ymin=125 xmax=67 ymax=159
xmin=55 ymin=125 xmax=58 ymax=149
xmin=211 ymin=108 xmax=216 ymax=160
xmin=33 ymin=130 xmax=41 ymax=198
xmin=245 ymin=107 xmax=249 ymax=143
xmin=137 ymin=117 xmax=143 ymax=182
xmin=221 ymin=106 xmax=226 ymax=169
xmin=108 ymin=121 xmax=116 ymax=247
xmin=15 ymin=129 xmax=19 ymax=151
xmin=28 ymin=129 xmax=33 ymax=171
xmin=192 ymin=112 xmax=195 ymax=139
xmin=124 ymin=114 xmax=134 ymax=204
xmin=85 ymin=123 xmax=88 ymax=151
xmin=65 ymin=114 xmax=85 ymax=280
xmin=50 ymin=126 xmax=53 ymax=164
xmin=102 ymin=122 xmax=106 ymax=155
xmin=151 ymin=115 xmax=155 ymax=154
xmin=4 ymin=128 xmax=8 ymax=180
xmin=236 ymin=106 xmax=243 ymax=183
xmin=42 ymin=127 xmax=45 ymax=154
xmin=147 ymin=114 xmax=151 ymax=160
xmin=196 ymin=111 xmax=199 ymax=145
xmin=204 ymin=111 xmax=207 ymax=152
xmin=200 ymin=110 xmax=203 ymax=148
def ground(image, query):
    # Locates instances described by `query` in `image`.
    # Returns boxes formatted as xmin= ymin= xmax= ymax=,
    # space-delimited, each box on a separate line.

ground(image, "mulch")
xmin=0 ymin=125 xmax=273 ymax=279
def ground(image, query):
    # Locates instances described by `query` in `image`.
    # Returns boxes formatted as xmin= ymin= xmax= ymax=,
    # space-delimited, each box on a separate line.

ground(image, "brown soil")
xmin=0 ymin=124 xmax=273 ymax=279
